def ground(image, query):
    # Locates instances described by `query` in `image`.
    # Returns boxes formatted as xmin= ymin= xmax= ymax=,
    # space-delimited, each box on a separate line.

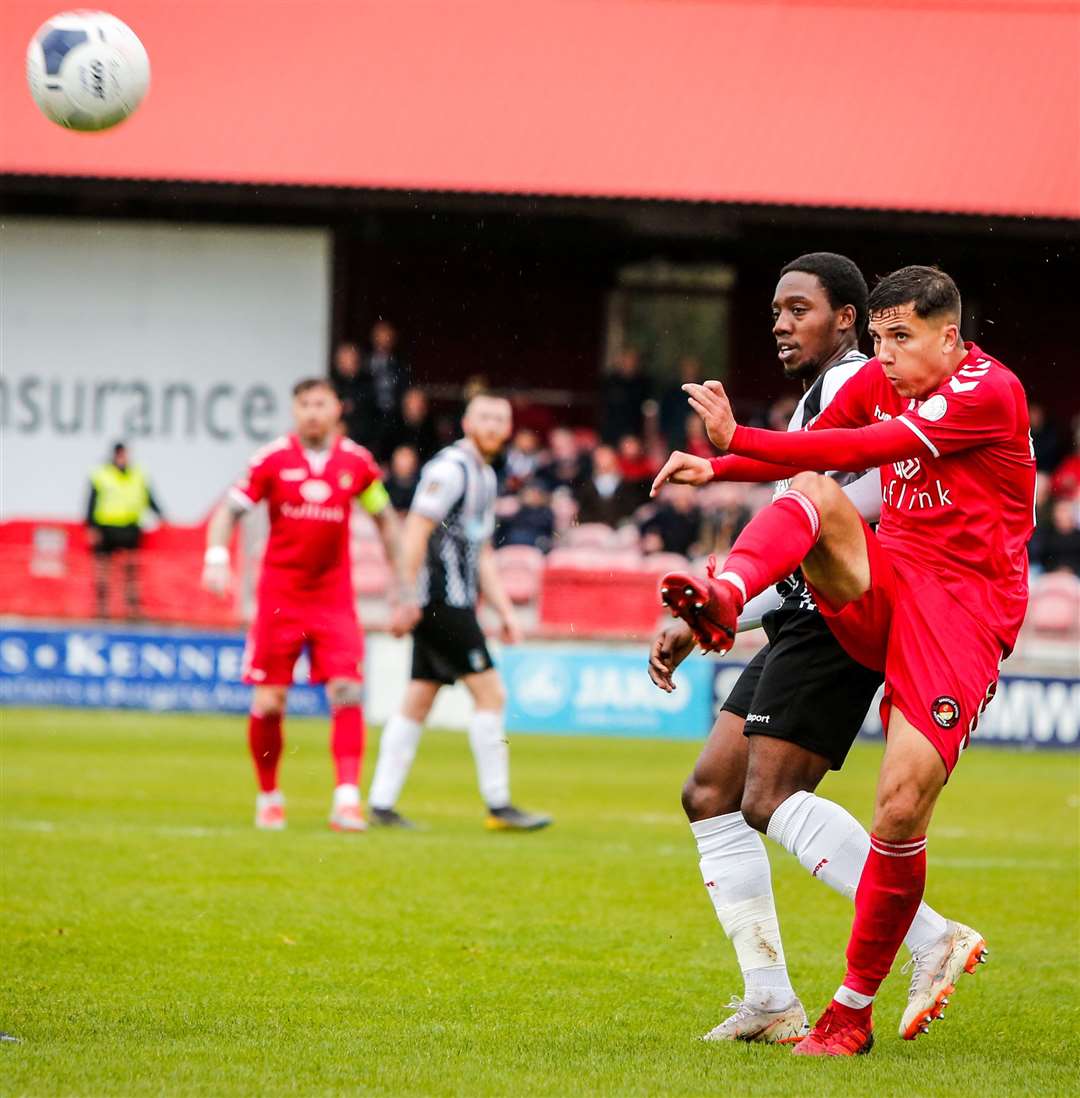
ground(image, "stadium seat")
xmin=639 ymin=552 xmax=691 ymax=575
xmin=352 ymin=539 xmax=391 ymax=596
xmin=564 ymin=523 xmax=617 ymax=549
xmin=1027 ymin=572 xmax=1080 ymax=636
xmin=612 ymin=524 xmax=641 ymax=549
xmin=494 ymin=545 xmax=545 ymax=605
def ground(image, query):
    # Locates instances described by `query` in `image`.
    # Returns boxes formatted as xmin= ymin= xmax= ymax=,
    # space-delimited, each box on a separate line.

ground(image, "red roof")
xmin=5 ymin=0 xmax=1079 ymax=217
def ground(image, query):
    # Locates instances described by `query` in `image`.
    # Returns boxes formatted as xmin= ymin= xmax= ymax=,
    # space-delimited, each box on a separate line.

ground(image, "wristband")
xmin=204 ymin=546 xmax=230 ymax=566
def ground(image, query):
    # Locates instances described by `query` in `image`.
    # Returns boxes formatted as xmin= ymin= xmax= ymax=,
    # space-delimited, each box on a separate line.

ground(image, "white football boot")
xmin=702 ymin=996 xmax=809 ymax=1044
xmin=254 ymin=791 xmax=286 ymax=830
xmin=900 ymin=921 xmax=988 ymax=1039
xmin=329 ymin=785 xmax=367 ymax=832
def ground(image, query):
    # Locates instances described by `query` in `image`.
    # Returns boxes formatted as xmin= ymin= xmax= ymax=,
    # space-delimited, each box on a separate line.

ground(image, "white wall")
xmin=1 ymin=218 xmax=330 ymax=523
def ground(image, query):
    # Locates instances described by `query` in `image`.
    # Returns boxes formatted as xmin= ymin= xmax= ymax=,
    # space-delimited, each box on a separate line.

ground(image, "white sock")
xmin=332 ymin=783 xmax=360 ymax=808
xmin=468 ymin=709 xmax=510 ymax=810
xmin=368 ymin=714 xmax=422 ymax=810
xmin=691 ymin=812 xmax=795 ymax=1012
xmin=256 ymin=790 xmax=283 ymax=809
xmin=766 ymin=790 xmax=949 ymax=955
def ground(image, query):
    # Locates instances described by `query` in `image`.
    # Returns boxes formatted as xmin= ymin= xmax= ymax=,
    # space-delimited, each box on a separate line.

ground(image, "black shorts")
xmin=411 ymin=603 xmax=494 ymax=685
xmin=721 ymin=608 xmax=883 ymax=770
xmin=93 ymin=525 xmax=141 ymax=555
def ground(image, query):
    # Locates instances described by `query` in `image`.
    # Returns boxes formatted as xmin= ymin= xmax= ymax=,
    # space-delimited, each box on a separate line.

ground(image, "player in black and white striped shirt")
xmin=369 ymin=394 xmax=552 ymax=831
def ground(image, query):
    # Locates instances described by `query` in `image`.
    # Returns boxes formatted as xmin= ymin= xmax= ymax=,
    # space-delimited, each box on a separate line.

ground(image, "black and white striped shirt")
xmin=410 ymin=440 xmax=497 ymax=608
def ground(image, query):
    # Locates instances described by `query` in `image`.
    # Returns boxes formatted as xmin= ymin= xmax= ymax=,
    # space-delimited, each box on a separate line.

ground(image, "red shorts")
xmin=808 ymin=520 xmax=1003 ymax=776
xmin=243 ymin=594 xmax=364 ymax=686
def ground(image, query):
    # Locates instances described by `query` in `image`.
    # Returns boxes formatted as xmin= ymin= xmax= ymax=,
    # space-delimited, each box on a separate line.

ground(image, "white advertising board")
xmin=1 ymin=217 xmax=330 ymax=522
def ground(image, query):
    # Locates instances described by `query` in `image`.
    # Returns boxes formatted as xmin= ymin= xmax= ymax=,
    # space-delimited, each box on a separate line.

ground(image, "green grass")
xmin=2 ymin=708 xmax=1078 ymax=1097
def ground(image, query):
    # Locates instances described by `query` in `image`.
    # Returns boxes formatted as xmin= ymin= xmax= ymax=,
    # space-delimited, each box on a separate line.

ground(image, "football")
xmin=26 ymin=10 xmax=150 ymax=132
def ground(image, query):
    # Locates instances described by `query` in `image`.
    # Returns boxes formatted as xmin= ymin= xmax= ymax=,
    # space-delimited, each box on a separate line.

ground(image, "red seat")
xmin=495 ymin=545 xmax=544 ymax=605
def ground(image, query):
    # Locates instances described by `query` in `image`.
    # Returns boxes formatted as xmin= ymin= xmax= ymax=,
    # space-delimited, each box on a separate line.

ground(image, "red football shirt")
xmin=229 ymin=434 xmax=382 ymax=598
xmin=728 ymin=344 xmax=1036 ymax=652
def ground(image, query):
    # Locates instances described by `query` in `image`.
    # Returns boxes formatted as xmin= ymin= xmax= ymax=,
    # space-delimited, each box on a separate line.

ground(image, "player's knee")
xmin=738 ymin=786 xmax=781 ymax=834
xmin=788 ymin=471 xmax=841 ymax=514
xmin=681 ymin=773 xmax=740 ymax=823
xmin=327 ymin=678 xmax=364 ymax=708
xmin=252 ymin=687 xmax=287 ymax=718
xmin=873 ymin=787 xmax=927 ymax=840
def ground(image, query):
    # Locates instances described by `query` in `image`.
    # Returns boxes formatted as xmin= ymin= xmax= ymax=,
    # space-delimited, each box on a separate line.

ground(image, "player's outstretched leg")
xmin=660 ymin=488 xmax=825 ymax=653
xmin=248 ymin=687 xmax=287 ymax=830
xmin=327 ymin=678 xmax=368 ymax=832
xmin=464 ymin=671 xmax=551 ymax=832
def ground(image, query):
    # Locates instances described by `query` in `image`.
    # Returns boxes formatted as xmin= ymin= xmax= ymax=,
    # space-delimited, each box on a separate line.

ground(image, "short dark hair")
xmin=868 ymin=265 xmax=961 ymax=323
xmin=292 ymin=377 xmax=337 ymax=398
xmin=779 ymin=252 xmax=869 ymax=336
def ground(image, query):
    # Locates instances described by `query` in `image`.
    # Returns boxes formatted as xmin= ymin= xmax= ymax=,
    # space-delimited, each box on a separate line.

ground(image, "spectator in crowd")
xmin=397 ymin=387 xmax=440 ymax=464
xmin=1029 ymin=403 xmax=1064 ymax=473
xmin=502 ymin=428 xmax=543 ymax=494
xmin=659 ymin=355 xmax=702 ymax=451
xmin=385 ymin=445 xmax=421 ymax=513
xmin=536 ymin=427 xmax=586 ymax=493
xmin=510 ymin=392 xmax=555 ymax=440
xmin=700 ymin=481 xmax=753 ymax=555
xmin=1031 ymin=497 xmax=1080 ymax=576
xmin=496 ymin=479 xmax=556 ymax=552
xmin=363 ymin=320 xmax=411 ymax=460
xmin=683 ymin=414 xmax=715 ymax=459
xmin=575 ymin=445 xmax=642 ymax=526
xmin=330 ymin=341 xmax=367 ymax=443
xmin=85 ymin=442 xmax=164 ymax=619
xmin=616 ymin=435 xmax=657 ymax=508
xmin=600 ymin=346 xmax=652 ymax=444
xmin=767 ymin=394 xmax=799 ymax=432
xmin=1050 ymin=416 xmax=1080 ymax=500
xmin=639 ymin=484 xmax=703 ymax=557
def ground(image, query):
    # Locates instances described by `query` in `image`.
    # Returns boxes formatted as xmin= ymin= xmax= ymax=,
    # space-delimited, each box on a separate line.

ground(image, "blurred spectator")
xmin=639 ymin=485 xmax=703 ymax=557
xmin=768 ymin=395 xmax=799 ymax=432
xmin=683 ymin=414 xmax=715 ymax=459
xmin=363 ymin=320 xmax=411 ymax=460
xmin=496 ymin=480 xmax=556 ymax=551
xmin=1029 ymin=403 xmax=1063 ymax=473
xmin=576 ymin=445 xmax=642 ymax=526
xmin=86 ymin=442 xmax=164 ymax=619
xmin=1033 ymin=497 xmax=1080 ymax=576
xmin=397 ymin=387 xmax=440 ymax=464
xmin=600 ymin=346 xmax=652 ymax=444
xmin=536 ymin=427 xmax=586 ymax=493
xmin=503 ymin=428 xmax=542 ymax=494
xmin=617 ymin=435 xmax=657 ymax=508
xmin=700 ymin=482 xmax=753 ymax=555
xmin=386 ymin=445 xmax=421 ymax=512
xmin=1050 ymin=417 xmax=1080 ymax=500
xmin=659 ymin=355 xmax=701 ymax=450
xmin=330 ymin=341 xmax=366 ymax=443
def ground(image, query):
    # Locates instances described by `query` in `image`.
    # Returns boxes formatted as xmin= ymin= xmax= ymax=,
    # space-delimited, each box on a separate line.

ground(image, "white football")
xmin=26 ymin=10 xmax=150 ymax=132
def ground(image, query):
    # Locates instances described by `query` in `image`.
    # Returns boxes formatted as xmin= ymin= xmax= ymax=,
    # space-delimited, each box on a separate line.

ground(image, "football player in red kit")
xmin=203 ymin=378 xmax=416 ymax=832
xmin=654 ymin=266 xmax=1033 ymax=1054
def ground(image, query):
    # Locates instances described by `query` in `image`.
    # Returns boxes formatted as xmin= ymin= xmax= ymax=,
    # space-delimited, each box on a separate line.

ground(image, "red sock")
xmin=248 ymin=712 xmax=283 ymax=793
xmin=330 ymin=706 xmax=366 ymax=787
xmin=720 ymin=489 xmax=821 ymax=605
xmin=842 ymin=834 xmax=927 ymax=998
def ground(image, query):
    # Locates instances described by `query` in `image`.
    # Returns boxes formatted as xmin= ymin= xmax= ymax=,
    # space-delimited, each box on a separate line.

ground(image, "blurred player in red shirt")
xmin=655 ymin=267 xmax=1034 ymax=1055
xmin=202 ymin=378 xmax=415 ymax=832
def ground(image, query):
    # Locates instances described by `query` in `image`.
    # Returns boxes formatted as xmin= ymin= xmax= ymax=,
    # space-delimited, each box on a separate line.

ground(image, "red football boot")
xmin=658 ymin=558 xmax=741 ymax=654
xmin=791 ymin=1002 xmax=874 ymax=1057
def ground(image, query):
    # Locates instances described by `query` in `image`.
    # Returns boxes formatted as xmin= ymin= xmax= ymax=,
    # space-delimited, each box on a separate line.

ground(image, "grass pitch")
xmin=2 ymin=708 xmax=1078 ymax=1097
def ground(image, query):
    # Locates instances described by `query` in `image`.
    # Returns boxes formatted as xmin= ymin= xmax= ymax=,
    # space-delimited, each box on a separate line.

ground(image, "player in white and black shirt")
xmin=368 ymin=394 xmax=552 ymax=832
xmin=648 ymin=254 xmax=958 ymax=1043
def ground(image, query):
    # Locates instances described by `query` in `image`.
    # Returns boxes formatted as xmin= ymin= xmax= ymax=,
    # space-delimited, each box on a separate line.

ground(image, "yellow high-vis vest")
xmin=91 ymin=465 xmax=150 ymax=527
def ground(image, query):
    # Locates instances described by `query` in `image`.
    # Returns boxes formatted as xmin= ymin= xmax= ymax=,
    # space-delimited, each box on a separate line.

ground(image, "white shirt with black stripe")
xmin=410 ymin=440 xmax=497 ymax=609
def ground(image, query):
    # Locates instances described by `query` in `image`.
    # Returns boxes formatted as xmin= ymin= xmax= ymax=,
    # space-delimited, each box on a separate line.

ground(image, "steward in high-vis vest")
xmin=85 ymin=442 xmax=164 ymax=617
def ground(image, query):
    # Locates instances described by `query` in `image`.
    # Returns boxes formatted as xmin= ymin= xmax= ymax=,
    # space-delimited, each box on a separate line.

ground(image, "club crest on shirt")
xmin=931 ymin=695 xmax=960 ymax=729
xmin=339 ymin=473 xmax=354 ymax=490
xmin=300 ymin=479 xmax=332 ymax=503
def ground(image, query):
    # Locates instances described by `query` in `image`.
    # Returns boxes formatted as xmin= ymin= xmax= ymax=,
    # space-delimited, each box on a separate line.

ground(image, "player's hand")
xmin=647 ymin=621 xmax=696 ymax=693
xmin=650 ymin=452 xmax=713 ymax=497
xmin=390 ymin=600 xmax=421 ymax=638
xmin=499 ymin=611 xmax=524 ymax=646
xmin=201 ymin=562 xmax=231 ymax=597
xmin=684 ymin=380 xmax=737 ymax=451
